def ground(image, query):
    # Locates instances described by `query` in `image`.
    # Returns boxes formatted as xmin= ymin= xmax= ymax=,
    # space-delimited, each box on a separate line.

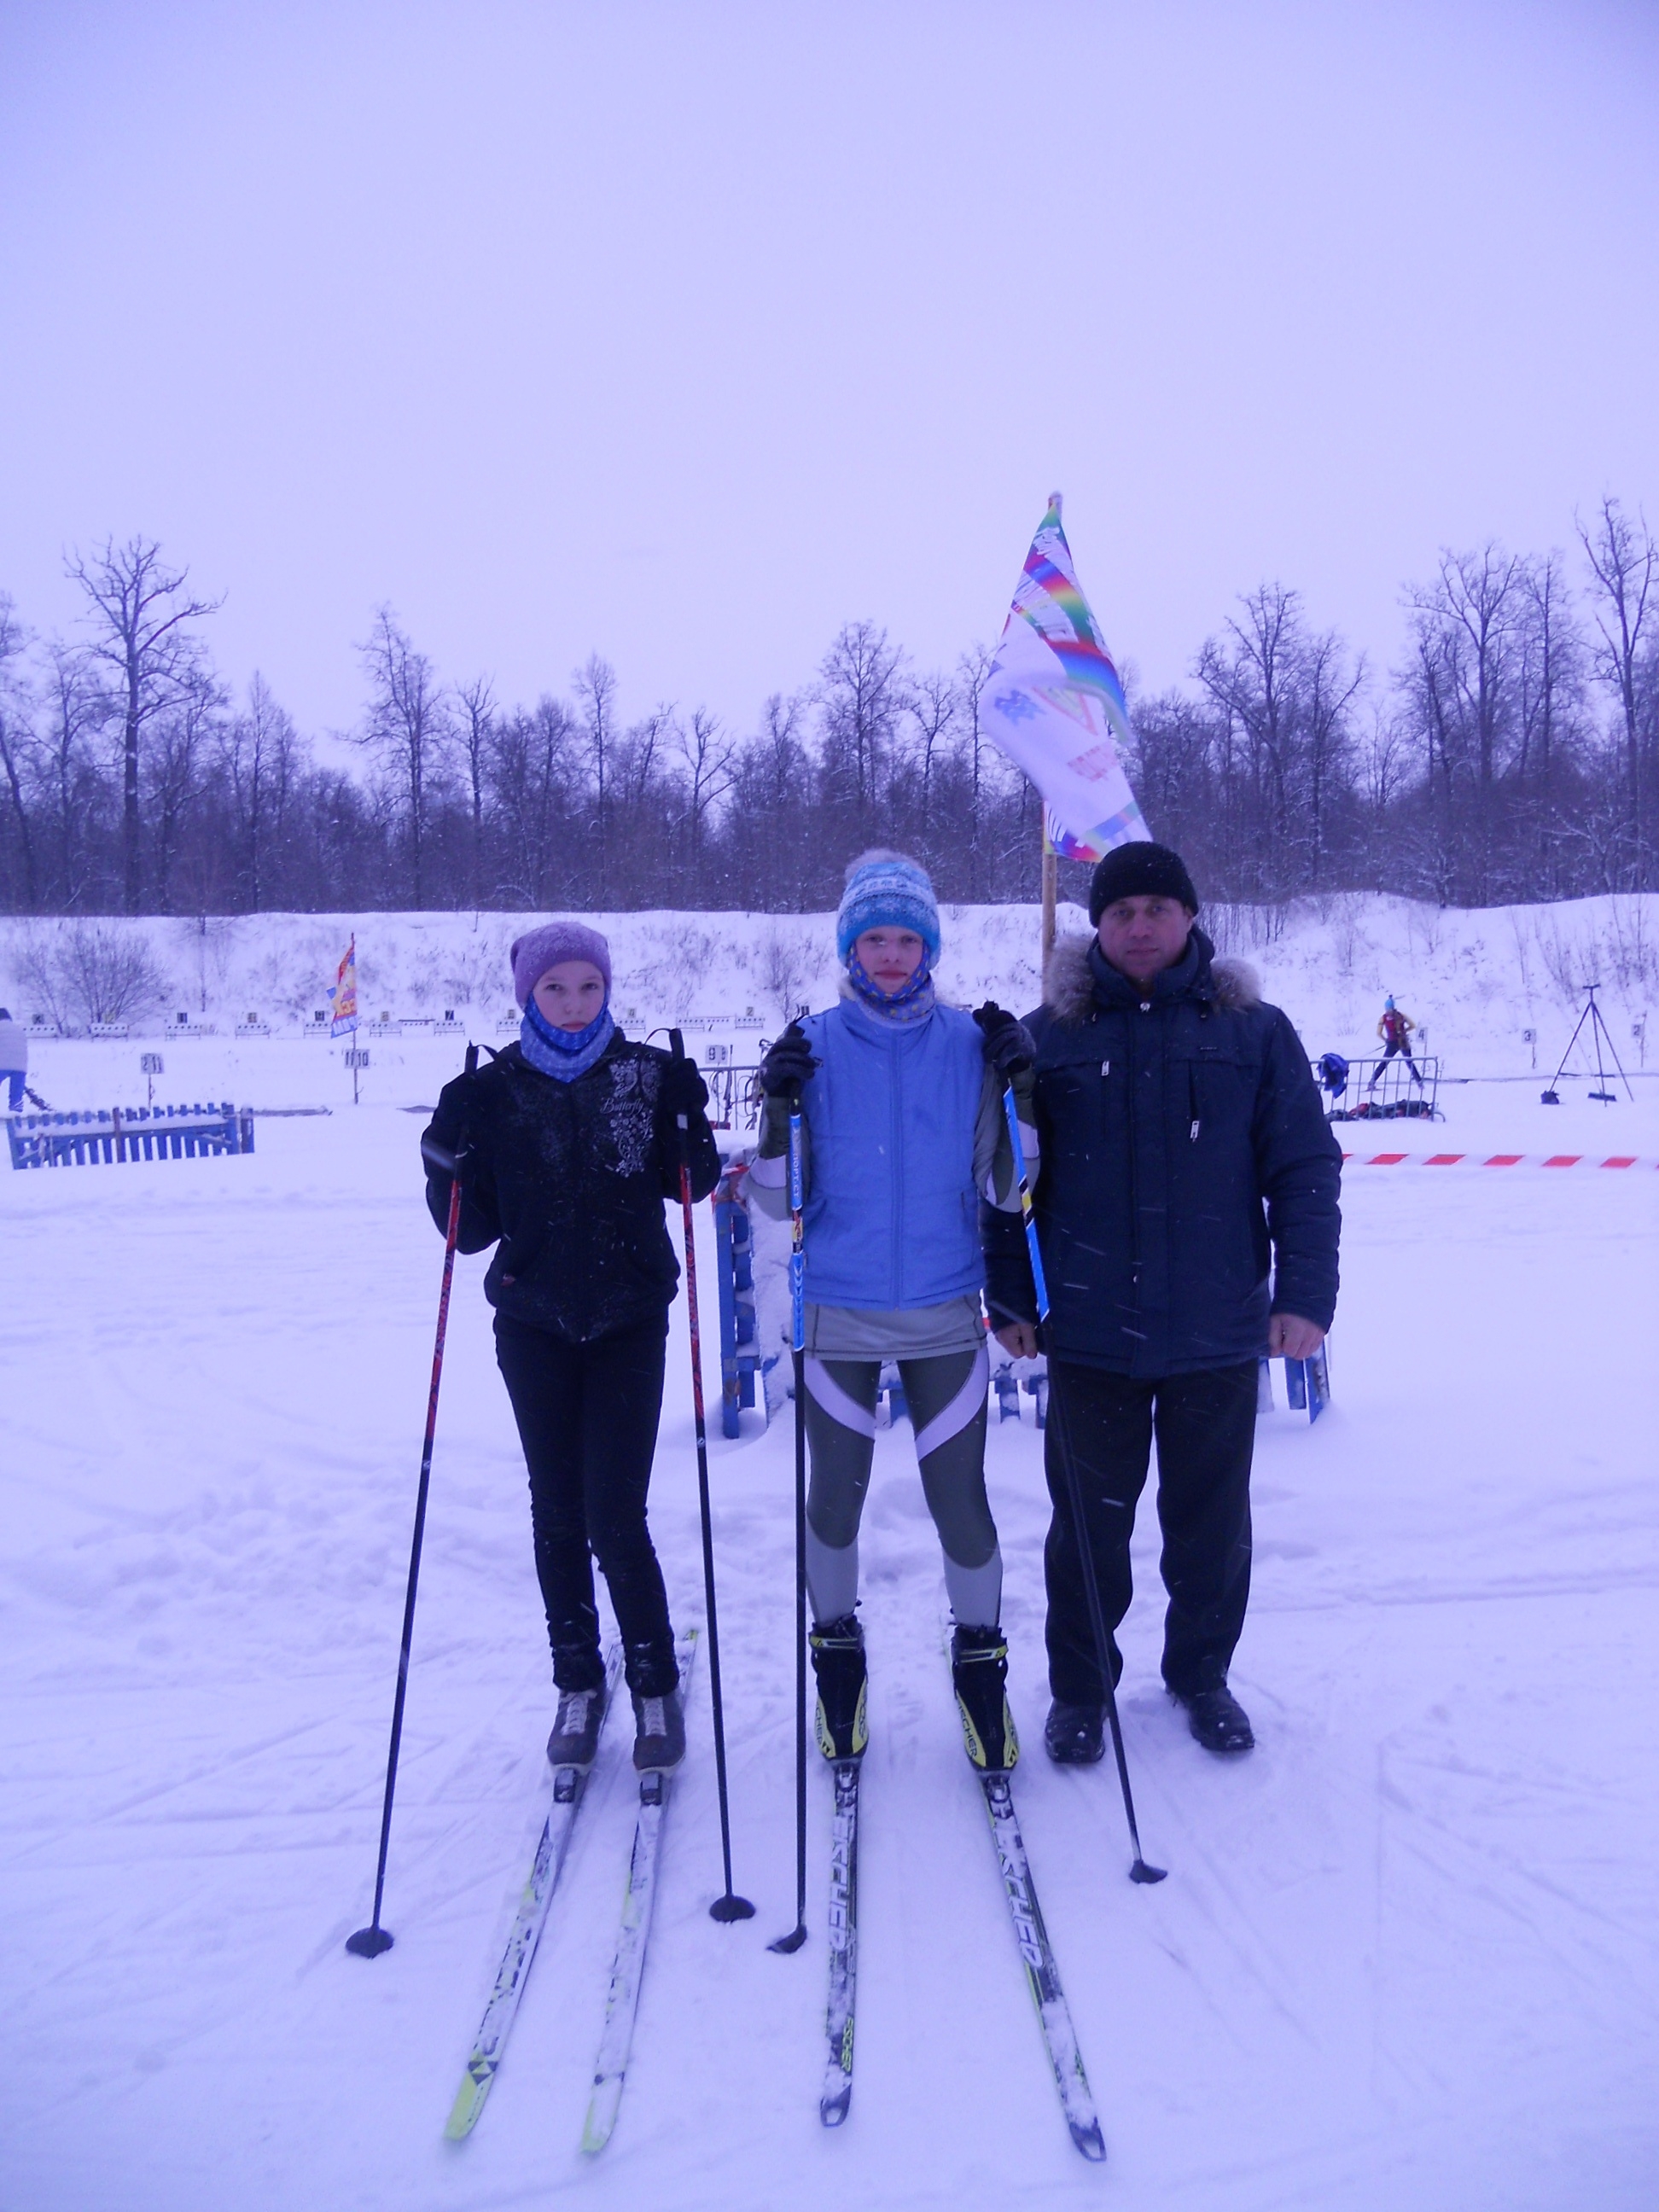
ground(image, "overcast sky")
xmin=3 ymin=0 xmax=1656 ymax=747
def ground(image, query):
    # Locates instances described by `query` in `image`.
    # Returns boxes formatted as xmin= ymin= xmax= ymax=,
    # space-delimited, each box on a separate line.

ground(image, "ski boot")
xmin=951 ymin=1623 xmax=1019 ymax=1773
xmin=631 ymin=1686 xmax=687 ymax=1771
xmin=546 ymin=1679 xmax=608 ymax=1769
xmin=1174 ymin=1683 xmax=1254 ymax=1756
xmin=809 ymin=1613 xmax=868 ymax=1761
xmin=1044 ymin=1699 xmax=1104 ymax=1766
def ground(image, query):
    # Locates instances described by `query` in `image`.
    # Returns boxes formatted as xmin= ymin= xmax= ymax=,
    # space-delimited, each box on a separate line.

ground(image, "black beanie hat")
xmin=1087 ymin=841 xmax=1199 ymax=923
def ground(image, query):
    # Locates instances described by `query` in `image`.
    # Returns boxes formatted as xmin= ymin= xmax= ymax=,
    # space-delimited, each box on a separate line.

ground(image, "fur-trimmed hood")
xmin=1043 ymin=929 xmax=1261 ymax=1023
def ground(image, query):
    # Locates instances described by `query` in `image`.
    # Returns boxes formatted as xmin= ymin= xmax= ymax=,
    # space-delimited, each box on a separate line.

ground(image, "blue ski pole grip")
xmin=1001 ymin=1085 xmax=1050 ymax=1324
xmin=788 ymin=1102 xmax=806 ymax=1353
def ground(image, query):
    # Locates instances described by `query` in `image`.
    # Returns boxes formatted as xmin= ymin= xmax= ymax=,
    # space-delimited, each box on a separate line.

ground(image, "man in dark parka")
xmin=985 ymin=843 xmax=1342 ymax=1758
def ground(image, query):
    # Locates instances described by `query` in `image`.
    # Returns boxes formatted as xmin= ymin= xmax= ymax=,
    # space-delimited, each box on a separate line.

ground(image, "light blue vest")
xmin=798 ymin=995 xmax=985 ymax=1309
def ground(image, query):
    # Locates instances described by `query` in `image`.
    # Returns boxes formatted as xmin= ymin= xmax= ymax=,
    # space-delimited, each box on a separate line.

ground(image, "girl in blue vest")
xmin=749 ymin=852 xmax=1034 ymax=1772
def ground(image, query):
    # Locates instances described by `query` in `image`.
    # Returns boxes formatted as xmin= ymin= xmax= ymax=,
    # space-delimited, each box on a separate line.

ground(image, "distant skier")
xmin=1371 ymin=994 xmax=1423 ymax=1088
xmin=0 ymin=1008 xmax=26 ymax=1112
xmin=748 ymin=851 xmax=1035 ymax=1774
xmin=419 ymin=923 xmax=719 ymax=1775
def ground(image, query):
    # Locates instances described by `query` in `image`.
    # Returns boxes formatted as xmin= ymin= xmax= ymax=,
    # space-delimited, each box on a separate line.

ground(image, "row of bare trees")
xmin=1127 ymin=498 xmax=1656 ymax=908
xmin=0 ymin=502 xmax=1654 ymax=919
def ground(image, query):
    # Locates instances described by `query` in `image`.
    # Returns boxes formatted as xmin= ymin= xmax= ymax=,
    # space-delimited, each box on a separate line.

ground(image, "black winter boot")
xmin=546 ymin=1680 xmax=609 ymax=1769
xmin=951 ymin=1624 xmax=1019 ymax=1773
xmin=1044 ymin=1699 xmax=1104 ymax=1766
xmin=1174 ymin=1685 xmax=1254 ymax=1756
xmin=631 ymin=1686 xmax=686 ymax=1772
xmin=809 ymin=1613 xmax=868 ymax=1761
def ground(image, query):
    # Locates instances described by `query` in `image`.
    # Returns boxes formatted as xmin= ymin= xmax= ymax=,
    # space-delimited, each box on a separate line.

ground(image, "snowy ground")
xmin=3 ymin=1054 xmax=1656 ymax=2212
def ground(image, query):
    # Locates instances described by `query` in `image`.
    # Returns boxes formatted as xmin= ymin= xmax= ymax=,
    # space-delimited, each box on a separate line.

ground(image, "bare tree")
xmin=490 ymin=694 xmax=578 ymax=905
xmin=65 ymin=536 xmax=219 ymax=913
xmin=1397 ymin=547 xmax=1527 ymax=900
xmin=1515 ymin=553 xmax=1578 ymax=795
xmin=357 ymin=608 xmax=449 ymax=908
xmin=573 ymin=655 xmax=620 ymax=899
xmin=819 ymin=621 xmax=908 ymax=814
xmin=453 ymin=674 xmax=496 ymax=905
xmin=38 ymin=643 xmax=108 ymax=910
xmin=758 ymin=926 xmax=813 ymax=1027
xmin=1301 ymin=631 xmax=1365 ymax=887
xmin=678 ymin=707 xmax=732 ymax=892
xmin=0 ymin=596 xmax=38 ymax=911
xmin=956 ymin=641 xmax=995 ymax=897
xmin=1414 ymin=546 xmax=1525 ymax=794
xmin=905 ymin=668 xmax=958 ymax=838
xmin=1578 ymin=496 xmax=1656 ymax=865
xmin=221 ymin=672 xmax=297 ymax=911
xmin=147 ymin=672 xmax=224 ymax=914
xmin=18 ymin=920 xmax=167 ymax=1030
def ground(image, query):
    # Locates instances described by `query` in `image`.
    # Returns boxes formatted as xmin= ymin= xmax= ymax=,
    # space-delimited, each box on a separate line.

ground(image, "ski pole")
xmin=769 ymin=1091 xmax=810 ymax=1954
xmin=347 ymin=1046 xmax=478 ymax=1957
xmin=669 ymin=1031 xmax=755 ymax=1927
xmin=1001 ymin=1086 xmax=1166 ymax=1886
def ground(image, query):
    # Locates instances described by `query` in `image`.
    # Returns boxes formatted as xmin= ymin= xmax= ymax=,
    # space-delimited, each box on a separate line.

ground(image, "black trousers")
xmin=494 ymin=1310 xmax=678 ymax=1697
xmin=1044 ymin=1359 xmax=1257 ymax=1703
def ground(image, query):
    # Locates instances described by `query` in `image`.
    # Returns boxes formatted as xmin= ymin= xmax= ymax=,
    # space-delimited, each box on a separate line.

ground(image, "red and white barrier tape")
xmin=1342 ymin=1150 xmax=1659 ymax=1171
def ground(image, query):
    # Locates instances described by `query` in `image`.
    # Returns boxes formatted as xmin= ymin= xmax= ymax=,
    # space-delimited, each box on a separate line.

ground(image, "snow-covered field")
xmin=3 ymin=900 xmax=1657 ymax=2210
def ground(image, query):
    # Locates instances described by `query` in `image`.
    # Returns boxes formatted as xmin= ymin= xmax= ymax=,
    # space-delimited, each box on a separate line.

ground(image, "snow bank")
xmin=3 ymin=894 xmax=1656 ymax=1088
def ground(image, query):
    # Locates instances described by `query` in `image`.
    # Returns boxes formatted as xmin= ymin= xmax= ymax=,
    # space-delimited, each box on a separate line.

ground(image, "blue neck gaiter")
xmin=521 ymin=995 xmax=616 ymax=1082
xmin=845 ymin=952 xmax=937 ymax=1024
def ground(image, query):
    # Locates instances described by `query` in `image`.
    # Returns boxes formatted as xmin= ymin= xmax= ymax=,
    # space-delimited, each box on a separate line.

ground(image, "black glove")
xmin=973 ymin=1000 xmax=1034 ymax=1076
xmin=758 ymin=1021 xmax=817 ymax=1099
xmin=661 ymin=1056 xmax=710 ymax=1119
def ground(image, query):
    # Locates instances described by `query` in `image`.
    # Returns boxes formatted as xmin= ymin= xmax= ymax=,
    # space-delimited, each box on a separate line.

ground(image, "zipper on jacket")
xmin=1189 ymin=1062 xmax=1200 ymax=1143
xmin=890 ymin=1031 xmax=905 ymax=1305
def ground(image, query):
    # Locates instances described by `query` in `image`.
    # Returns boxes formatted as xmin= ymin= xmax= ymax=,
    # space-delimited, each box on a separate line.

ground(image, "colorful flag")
xmin=329 ymin=935 xmax=358 ymax=1037
xmin=981 ymin=494 xmax=1149 ymax=864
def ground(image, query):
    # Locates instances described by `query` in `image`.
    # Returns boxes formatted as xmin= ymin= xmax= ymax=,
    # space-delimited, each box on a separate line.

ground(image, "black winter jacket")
xmin=983 ymin=928 xmax=1341 ymax=1377
xmin=422 ymin=1034 xmax=720 ymax=1343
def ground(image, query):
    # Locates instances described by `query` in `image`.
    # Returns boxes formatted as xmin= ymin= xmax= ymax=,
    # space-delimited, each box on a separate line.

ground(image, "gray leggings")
xmin=803 ymin=1346 xmax=1001 ymax=1629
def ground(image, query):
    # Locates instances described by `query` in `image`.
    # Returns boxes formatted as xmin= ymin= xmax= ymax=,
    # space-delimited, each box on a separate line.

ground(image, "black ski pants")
xmin=494 ymin=1310 xmax=678 ymax=1698
xmin=1044 ymin=1359 xmax=1257 ymax=1704
xmin=1371 ymin=1036 xmax=1423 ymax=1086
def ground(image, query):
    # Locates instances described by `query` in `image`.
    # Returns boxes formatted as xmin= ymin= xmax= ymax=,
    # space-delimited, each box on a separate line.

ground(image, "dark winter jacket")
xmin=422 ymin=1033 xmax=720 ymax=1343
xmin=983 ymin=928 xmax=1341 ymax=1377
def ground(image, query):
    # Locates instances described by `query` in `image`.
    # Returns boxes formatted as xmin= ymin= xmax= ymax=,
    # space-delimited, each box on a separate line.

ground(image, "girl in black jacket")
xmin=422 ymin=922 xmax=719 ymax=1773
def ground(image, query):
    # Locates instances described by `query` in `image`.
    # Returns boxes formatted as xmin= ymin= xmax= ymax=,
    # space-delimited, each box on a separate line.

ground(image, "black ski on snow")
xmin=978 ymin=1769 xmax=1106 ymax=2162
xmin=819 ymin=1759 xmax=860 ymax=2126
xmin=940 ymin=1613 xmax=1105 ymax=2163
xmin=445 ymin=1644 xmax=625 ymax=2139
xmin=581 ymin=1632 xmax=700 ymax=2155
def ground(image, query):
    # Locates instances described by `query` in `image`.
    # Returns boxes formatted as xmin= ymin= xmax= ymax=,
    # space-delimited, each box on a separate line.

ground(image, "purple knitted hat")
xmin=509 ymin=921 xmax=613 ymax=1008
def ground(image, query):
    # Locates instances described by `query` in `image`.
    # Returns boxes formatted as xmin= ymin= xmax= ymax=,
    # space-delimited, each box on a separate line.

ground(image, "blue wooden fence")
xmin=6 ymin=1103 xmax=255 ymax=1171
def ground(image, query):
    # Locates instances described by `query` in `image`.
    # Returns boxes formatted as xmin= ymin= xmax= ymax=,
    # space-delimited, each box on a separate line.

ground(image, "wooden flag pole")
xmin=1040 ymin=838 xmax=1057 ymax=970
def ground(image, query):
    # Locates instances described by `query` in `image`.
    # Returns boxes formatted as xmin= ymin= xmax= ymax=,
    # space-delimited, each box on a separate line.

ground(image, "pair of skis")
xmin=445 ymin=1633 xmax=697 ymax=2151
xmin=812 ymin=1685 xmax=1106 ymax=2161
xmin=445 ymin=1633 xmax=1103 ymax=2161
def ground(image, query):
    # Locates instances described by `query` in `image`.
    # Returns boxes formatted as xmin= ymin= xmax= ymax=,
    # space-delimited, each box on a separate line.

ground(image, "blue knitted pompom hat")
xmin=835 ymin=849 xmax=941 ymax=965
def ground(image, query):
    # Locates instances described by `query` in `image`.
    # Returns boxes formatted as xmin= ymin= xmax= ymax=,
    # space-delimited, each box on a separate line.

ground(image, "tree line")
xmin=0 ymin=498 xmax=1653 ymax=921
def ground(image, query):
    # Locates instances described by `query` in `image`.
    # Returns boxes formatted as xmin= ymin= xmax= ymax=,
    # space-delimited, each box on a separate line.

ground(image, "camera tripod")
xmin=1542 ymin=983 xmax=1634 ymax=1104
